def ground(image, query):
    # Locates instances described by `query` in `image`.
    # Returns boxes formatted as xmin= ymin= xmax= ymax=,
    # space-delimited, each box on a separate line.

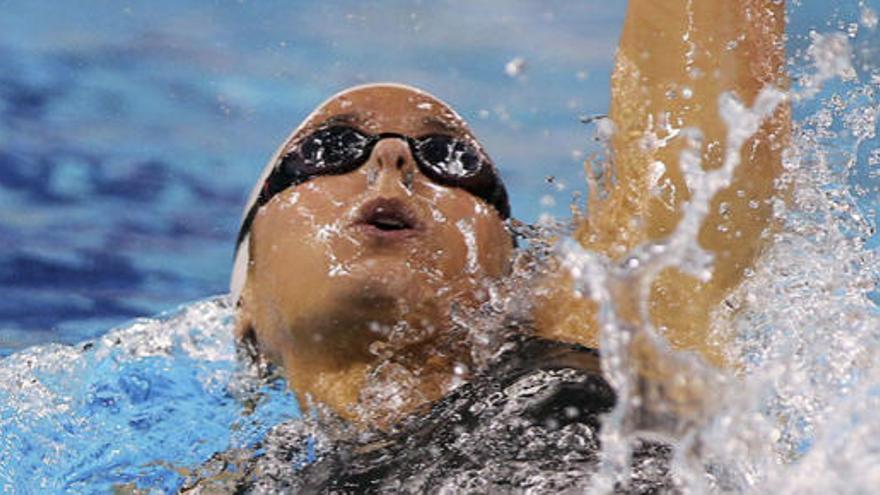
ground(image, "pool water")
xmin=0 ymin=1 xmax=626 ymax=355
xmin=3 ymin=0 xmax=880 ymax=493
xmin=0 ymin=298 xmax=274 ymax=492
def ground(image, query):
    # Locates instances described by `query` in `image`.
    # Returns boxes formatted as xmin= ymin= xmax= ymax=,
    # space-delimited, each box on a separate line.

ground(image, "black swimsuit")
xmin=183 ymin=337 xmax=674 ymax=494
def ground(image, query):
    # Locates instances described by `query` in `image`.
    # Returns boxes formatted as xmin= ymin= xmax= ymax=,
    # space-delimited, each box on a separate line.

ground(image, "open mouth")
xmin=353 ymin=198 xmax=421 ymax=239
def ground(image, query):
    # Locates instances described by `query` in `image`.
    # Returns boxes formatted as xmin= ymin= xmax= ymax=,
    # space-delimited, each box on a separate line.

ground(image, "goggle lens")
xmin=288 ymin=126 xmax=372 ymax=176
xmin=236 ymin=125 xmax=510 ymax=251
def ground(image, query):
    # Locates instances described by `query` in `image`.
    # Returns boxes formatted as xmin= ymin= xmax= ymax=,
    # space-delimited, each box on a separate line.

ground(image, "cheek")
xmin=250 ymin=211 xmax=327 ymax=317
xmin=472 ymin=213 xmax=513 ymax=277
xmin=267 ymin=175 xmax=369 ymax=254
xmin=424 ymin=186 xmax=512 ymax=279
xmin=249 ymin=185 xmax=360 ymax=307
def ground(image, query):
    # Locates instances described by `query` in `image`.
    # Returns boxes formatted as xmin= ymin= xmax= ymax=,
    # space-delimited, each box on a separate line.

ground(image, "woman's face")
xmin=239 ymin=85 xmax=513 ymax=366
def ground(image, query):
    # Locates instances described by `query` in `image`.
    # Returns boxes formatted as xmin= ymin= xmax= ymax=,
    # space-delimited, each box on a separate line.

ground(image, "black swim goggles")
xmin=236 ymin=124 xmax=511 ymax=249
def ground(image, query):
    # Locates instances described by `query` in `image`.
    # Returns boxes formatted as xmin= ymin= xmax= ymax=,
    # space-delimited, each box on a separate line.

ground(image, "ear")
xmin=234 ymin=279 xmax=257 ymax=342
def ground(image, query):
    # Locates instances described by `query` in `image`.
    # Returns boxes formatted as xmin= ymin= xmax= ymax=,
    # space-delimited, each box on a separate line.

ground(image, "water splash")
xmin=3 ymin=7 xmax=880 ymax=495
xmin=0 ymin=297 xmax=300 ymax=492
xmin=558 ymin=24 xmax=880 ymax=494
xmin=560 ymin=85 xmax=785 ymax=493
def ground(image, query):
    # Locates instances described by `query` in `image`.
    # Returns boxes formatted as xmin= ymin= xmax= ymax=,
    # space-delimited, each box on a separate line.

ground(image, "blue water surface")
xmin=0 ymin=297 xmax=301 ymax=492
xmin=0 ymin=1 xmax=629 ymax=353
xmin=3 ymin=1 xmax=875 ymax=354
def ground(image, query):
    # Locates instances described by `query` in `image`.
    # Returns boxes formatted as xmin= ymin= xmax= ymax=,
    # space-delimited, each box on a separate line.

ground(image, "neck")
xmin=281 ymin=305 xmax=471 ymax=427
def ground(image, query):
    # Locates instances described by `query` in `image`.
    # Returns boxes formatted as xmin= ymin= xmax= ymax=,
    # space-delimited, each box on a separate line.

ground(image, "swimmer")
xmin=231 ymin=83 xmax=515 ymax=425
xmin=189 ymin=0 xmax=792 ymax=491
xmin=231 ymin=0 xmax=787 ymax=430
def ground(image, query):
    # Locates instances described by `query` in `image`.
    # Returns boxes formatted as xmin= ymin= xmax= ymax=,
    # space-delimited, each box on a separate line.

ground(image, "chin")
xmin=346 ymin=254 xmax=422 ymax=290
xmin=340 ymin=265 xmax=440 ymax=324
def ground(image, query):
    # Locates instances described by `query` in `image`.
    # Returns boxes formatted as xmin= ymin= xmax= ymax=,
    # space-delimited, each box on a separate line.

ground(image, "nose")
xmin=366 ymin=138 xmax=417 ymax=192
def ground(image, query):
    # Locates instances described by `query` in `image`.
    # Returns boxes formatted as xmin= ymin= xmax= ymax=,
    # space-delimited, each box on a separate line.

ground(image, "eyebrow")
xmin=320 ymin=113 xmax=362 ymax=126
xmin=421 ymin=115 xmax=463 ymax=134
xmin=319 ymin=112 xmax=464 ymax=136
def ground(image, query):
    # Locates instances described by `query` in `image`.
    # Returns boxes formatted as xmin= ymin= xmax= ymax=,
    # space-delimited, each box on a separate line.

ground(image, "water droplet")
xmin=504 ymin=57 xmax=526 ymax=77
xmin=862 ymin=6 xmax=878 ymax=29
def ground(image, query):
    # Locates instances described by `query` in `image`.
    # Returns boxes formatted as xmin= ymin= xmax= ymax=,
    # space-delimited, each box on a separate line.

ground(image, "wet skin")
xmin=236 ymin=85 xmax=513 ymax=424
xmin=235 ymin=0 xmax=788 ymax=427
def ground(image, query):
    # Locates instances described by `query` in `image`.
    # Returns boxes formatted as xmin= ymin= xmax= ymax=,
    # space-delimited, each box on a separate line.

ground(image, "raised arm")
xmin=536 ymin=0 xmax=788 ymax=366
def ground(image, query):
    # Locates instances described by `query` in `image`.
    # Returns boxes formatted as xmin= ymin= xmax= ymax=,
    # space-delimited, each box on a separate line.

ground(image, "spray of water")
xmin=561 ymin=21 xmax=880 ymax=494
xmin=563 ymin=85 xmax=785 ymax=493
xmin=2 ymin=5 xmax=880 ymax=493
